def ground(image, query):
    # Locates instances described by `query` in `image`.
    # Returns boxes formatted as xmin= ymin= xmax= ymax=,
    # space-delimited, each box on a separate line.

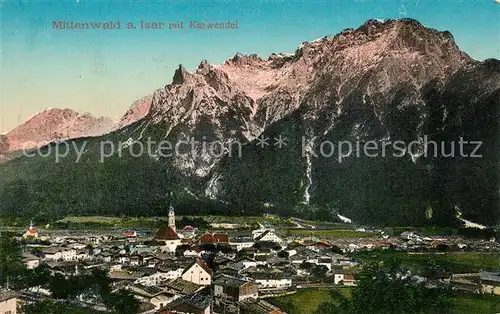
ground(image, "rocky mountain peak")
xmin=225 ymin=53 xmax=266 ymax=67
xmin=197 ymin=59 xmax=210 ymax=72
xmin=172 ymin=64 xmax=194 ymax=85
xmin=5 ymin=108 xmax=114 ymax=152
xmin=143 ymin=18 xmax=475 ymax=142
xmin=116 ymin=95 xmax=153 ymax=129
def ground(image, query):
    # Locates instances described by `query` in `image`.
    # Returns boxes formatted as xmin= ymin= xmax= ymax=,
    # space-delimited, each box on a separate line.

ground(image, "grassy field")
xmin=284 ymin=228 xmax=374 ymax=238
xmin=57 ymin=215 xmax=262 ymax=229
xmin=440 ymin=252 xmax=500 ymax=271
xmin=272 ymin=287 xmax=352 ymax=314
xmin=59 ymin=216 xmax=127 ymax=224
xmin=453 ymin=294 xmax=500 ymax=313
xmin=55 ymin=216 xmax=161 ymax=229
xmin=352 ymin=251 xmax=500 ymax=273
xmin=272 ymin=287 xmax=500 ymax=314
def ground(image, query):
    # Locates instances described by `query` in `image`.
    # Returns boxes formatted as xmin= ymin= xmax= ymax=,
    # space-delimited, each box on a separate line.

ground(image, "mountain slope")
xmin=0 ymin=19 xmax=498 ymax=226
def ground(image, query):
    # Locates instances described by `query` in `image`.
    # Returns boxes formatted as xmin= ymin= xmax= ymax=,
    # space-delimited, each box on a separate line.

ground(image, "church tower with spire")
xmin=23 ymin=220 xmax=38 ymax=239
xmin=168 ymin=205 xmax=176 ymax=232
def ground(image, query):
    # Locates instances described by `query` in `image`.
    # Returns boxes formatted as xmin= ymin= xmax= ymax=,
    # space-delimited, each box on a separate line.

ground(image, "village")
xmin=1 ymin=207 xmax=499 ymax=314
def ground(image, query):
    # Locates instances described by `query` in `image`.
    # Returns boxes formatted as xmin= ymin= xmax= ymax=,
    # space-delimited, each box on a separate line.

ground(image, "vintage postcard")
xmin=0 ymin=1 xmax=499 ymax=313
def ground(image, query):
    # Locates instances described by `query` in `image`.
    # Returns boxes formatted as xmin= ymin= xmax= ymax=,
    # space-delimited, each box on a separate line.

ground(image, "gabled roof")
xmin=254 ymin=230 xmax=270 ymax=241
xmin=198 ymin=233 xmax=229 ymax=244
xmin=155 ymin=227 xmax=180 ymax=240
xmin=163 ymin=278 xmax=201 ymax=294
xmin=479 ymin=271 xmax=500 ymax=283
xmin=185 ymin=246 xmax=202 ymax=253
xmin=0 ymin=291 xmax=16 ymax=303
xmin=213 ymin=274 xmax=253 ymax=288
xmin=129 ymin=284 xmax=167 ymax=298
xmin=42 ymin=247 xmax=65 ymax=254
xmin=22 ymin=252 xmax=40 ymax=261
xmin=160 ymin=292 xmax=211 ymax=311
xmin=109 ymin=270 xmax=146 ymax=280
xmin=182 ymin=258 xmax=213 ymax=276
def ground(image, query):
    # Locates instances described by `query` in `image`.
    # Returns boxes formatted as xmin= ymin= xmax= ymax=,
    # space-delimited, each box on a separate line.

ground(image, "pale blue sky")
xmin=1 ymin=0 xmax=499 ymax=132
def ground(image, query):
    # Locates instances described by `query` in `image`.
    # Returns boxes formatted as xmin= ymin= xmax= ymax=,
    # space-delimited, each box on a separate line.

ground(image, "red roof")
xmin=198 ymin=233 xmax=229 ymax=244
xmin=155 ymin=227 xmax=180 ymax=240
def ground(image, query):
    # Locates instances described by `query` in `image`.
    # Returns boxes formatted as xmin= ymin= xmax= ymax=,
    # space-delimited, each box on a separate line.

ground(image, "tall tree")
xmin=0 ymin=232 xmax=23 ymax=288
xmin=107 ymin=289 xmax=140 ymax=314
xmin=316 ymin=258 xmax=454 ymax=314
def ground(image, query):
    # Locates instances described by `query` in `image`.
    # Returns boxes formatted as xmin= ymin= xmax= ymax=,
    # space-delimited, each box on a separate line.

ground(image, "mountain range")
xmin=0 ymin=18 xmax=498 ymax=227
xmin=0 ymin=97 xmax=152 ymax=159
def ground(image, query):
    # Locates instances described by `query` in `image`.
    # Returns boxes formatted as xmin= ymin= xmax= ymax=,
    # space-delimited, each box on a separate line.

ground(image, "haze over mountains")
xmin=0 ymin=98 xmax=152 ymax=157
xmin=0 ymin=19 xmax=498 ymax=227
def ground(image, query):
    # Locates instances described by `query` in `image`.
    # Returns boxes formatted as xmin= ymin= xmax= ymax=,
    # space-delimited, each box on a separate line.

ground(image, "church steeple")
xmin=168 ymin=205 xmax=176 ymax=232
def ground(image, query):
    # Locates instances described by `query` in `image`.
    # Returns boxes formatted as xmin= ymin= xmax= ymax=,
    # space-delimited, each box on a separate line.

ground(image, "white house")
xmin=136 ymin=269 xmax=184 ymax=286
xmin=42 ymin=247 xmax=77 ymax=261
xmin=61 ymin=248 xmax=77 ymax=261
xmin=25 ymin=258 xmax=40 ymax=270
xmin=252 ymin=228 xmax=275 ymax=239
xmin=181 ymin=258 xmax=212 ymax=286
xmin=254 ymin=230 xmax=283 ymax=244
xmin=210 ymin=223 xmax=240 ymax=229
xmin=254 ymin=276 xmax=292 ymax=290
xmin=22 ymin=252 xmax=40 ymax=269
xmin=0 ymin=292 xmax=17 ymax=314
xmin=76 ymin=249 xmax=92 ymax=261
xmin=229 ymin=241 xmax=254 ymax=251
xmin=165 ymin=268 xmax=185 ymax=280
xmin=179 ymin=225 xmax=197 ymax=238
xmin=86 ymin=236 xmax=102 ymax=245
xmin=68 ymin=242 xmax=87 ymax=250
xmin=109 ymin=264 xmax=122 ymax=272
xmin=240 ymin=258 xmax=258 ymax=269
xmin=184 ymin=248 xmax=202 ymax=257
xmin=333 ymin=270 xmax=357 ymax=286
xmin=118 ymin=255 xmax=130 ymax=264
xmin=135 ymin=272 xmax=171 ymax=287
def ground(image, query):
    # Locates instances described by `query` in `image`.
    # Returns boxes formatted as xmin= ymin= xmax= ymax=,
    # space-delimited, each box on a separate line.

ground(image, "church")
xmin=23 ymin=222 xmax=38 ymax=240
xmin=154 ymin=205 xmax=182 ymax=253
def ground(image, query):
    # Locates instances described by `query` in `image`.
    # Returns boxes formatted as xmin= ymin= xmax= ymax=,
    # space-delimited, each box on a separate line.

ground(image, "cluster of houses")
xmin=4 ymin=208 xmax=498 ymax=314
xmin=12 ymin=208 xmax=364 ymax=313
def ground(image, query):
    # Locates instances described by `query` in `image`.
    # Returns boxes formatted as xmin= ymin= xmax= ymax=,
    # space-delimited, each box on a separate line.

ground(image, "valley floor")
xmin=272 ymin=287 xmax=500 ymax=314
